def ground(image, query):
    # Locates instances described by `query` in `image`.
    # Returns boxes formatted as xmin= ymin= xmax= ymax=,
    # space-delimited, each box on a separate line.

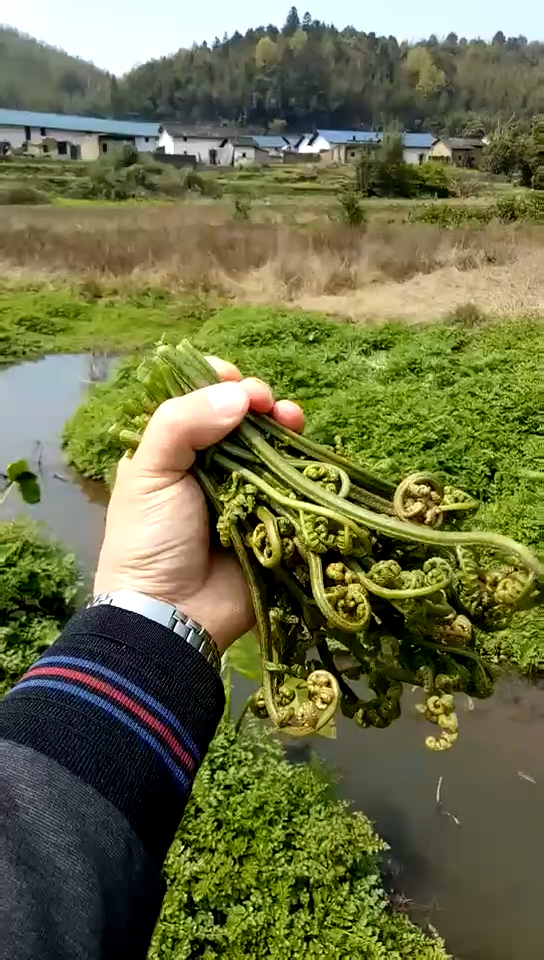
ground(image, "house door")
xmin=70 ymin=144 xmax=80 ymax=160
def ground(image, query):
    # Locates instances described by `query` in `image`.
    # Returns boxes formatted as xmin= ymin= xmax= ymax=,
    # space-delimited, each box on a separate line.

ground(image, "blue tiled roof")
xmin=315 ymin=130 xmax=435 ymax=148
xmin=317 ymin=129 xmax=382 ymax=144
xmin=403 ymin=133 xmax=435 ymax=149
xmin=0 ymin=109 xmax=160 ymax=138
xmin=252 ymin=135 xmax=290 ymax=149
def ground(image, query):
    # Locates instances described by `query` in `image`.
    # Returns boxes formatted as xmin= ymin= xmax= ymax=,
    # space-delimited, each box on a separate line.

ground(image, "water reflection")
xmin=231 ymin=664 xmax=544 ymax=960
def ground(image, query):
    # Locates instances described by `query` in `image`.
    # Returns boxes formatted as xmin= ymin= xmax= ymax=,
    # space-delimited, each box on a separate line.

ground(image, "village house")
xmin=156 ymin=124 xmax=238 ymax=165
xmin=0 ymin=109 xmax=159 ymax=160
xmin=250 ymin=134 xmax=298 ymax=158
xmin=232 ymin=136 xmax=278 ymax=165
xmin=428 ymin=137 xmax=485 ymax=169
xmin=297 ymin=130 xmax=435 ymax=165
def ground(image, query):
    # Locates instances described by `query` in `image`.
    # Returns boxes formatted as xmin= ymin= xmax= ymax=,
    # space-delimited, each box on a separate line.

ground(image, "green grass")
xmin=149 ymin=721 xmax=447 ymax=960
xmin=0 ymin=285 xmax=213 ymax=364
xmin=0 ymin=519 xmax=82 ymax=696
xmin=62 ymin=304 xmax=543 ymax=669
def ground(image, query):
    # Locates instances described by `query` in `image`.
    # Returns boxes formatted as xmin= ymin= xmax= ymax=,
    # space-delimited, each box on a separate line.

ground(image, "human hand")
xmin=94 ymin=358 xmax=304 ymax=654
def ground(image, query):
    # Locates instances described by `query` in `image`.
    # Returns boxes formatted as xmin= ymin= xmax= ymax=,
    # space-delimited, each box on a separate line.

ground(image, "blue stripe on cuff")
xmin=10 ymin=679 xmax=190 ymax=790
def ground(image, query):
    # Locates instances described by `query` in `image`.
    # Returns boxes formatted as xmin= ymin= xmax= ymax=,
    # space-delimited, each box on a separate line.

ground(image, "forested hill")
xmin=0 ymin=27 xmax=111 ymax=115
xmin=2 ymin=13 xmax=544 ymax=134
xmin=120 ymin=10 xmax=544 ymax=134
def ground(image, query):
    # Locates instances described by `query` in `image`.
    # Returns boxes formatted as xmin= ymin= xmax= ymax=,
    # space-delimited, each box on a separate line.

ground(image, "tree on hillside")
xmin=484 ymin=116 xmax=544 ymax=188
xmin=0 ymin=26 xmax=111 ymax=115
xmin=283 ymin=6 xmax=300 ymax=35
xmin=3 ymin=14 xmax=544 ymax=136
xmin=119 ymin=13 xmax=544 ymax=132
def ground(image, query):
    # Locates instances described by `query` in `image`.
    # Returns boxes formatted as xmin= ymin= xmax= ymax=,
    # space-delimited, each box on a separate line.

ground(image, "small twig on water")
xmin=442 ymin=810 xmax=461 ymax=826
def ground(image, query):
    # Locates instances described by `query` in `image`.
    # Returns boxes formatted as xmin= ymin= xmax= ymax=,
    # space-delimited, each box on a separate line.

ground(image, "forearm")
xmin=0 ymin=606 xmax=225 ymax=960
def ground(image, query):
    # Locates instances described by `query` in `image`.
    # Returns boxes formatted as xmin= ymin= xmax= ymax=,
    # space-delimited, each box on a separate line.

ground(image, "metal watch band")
xmin=88 ymin=590 xmax=221 ymax=674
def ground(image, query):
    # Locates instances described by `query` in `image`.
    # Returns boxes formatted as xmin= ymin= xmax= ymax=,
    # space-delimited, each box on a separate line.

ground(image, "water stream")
xmin=1 ymin=355 xmax=543 ymax=960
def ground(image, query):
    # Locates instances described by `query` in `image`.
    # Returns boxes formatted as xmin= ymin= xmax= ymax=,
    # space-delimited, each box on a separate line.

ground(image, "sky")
xmin=1 ymin=0 xmax=541 ymax=74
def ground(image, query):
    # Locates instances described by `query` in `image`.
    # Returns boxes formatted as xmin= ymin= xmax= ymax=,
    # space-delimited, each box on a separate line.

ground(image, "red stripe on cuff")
xmin=28 ymin=665 xmax=195 ymax=772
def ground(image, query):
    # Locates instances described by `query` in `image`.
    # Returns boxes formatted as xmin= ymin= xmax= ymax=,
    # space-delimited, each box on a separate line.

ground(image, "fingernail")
xmin=207 ymin=381 xmax=248 ymax=418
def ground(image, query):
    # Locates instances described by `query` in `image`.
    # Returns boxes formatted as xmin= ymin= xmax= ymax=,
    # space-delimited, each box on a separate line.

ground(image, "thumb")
xmin=132 ymin=381 xmax=250 ymax=475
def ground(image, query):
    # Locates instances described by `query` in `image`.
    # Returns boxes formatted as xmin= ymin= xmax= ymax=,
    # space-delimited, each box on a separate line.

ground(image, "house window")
xmin=42 ymin=144 xmax=49 ymax=154
xmin=242 ymin=152 xmax=247 ymax=159
xmin=350 ymin=151 xmax=356 ymax=158
xmin=101 ymin=143 xmax=108 ymax=154
xmin=182 ymin=136 xmax=187 ymax=142
xmin=145 ymin=137 xmax=149 ymax=143
xmin=25 ymin=126 xmax=31 ymax=141
xmin=57 ymin=142 xmax=68 ymax=156
xmin=40 ymin=127 xmax=47 ymax=137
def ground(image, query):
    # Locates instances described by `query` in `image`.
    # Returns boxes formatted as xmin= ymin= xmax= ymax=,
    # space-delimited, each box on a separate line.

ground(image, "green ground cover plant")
xmin=149 ymin=722 xmax=447 ymax=960
xmin=412 ymin=192 xmax=544 ymax=227
xmin=0 ymin=519 xmax=81 ymax=696
xmin=63 ymin=307 xmax=543 ymax=671
xmin=0 ymin=286 xmax=212 ymax=365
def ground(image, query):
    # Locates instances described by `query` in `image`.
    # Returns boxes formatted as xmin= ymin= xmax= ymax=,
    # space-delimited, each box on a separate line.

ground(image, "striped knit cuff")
xmin=0 ymin=605 xmax=225 ymax=863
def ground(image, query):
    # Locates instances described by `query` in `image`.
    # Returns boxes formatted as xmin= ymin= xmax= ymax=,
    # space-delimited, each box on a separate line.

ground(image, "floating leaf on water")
xmin=5 ymin=460 xmax=41 ymax=504
xmin=6 ymin=460 xmax=31 ymax=482
xmin=17 ymin=475 xmax=41 ymax=504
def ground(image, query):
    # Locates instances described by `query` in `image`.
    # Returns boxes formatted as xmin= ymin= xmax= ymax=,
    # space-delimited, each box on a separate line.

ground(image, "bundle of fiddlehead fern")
xmin=111 ymin=340 xmax=544 ymax=750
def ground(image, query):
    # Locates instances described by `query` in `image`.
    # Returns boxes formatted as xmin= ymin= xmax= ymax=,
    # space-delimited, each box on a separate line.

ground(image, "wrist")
xmin=88 ymin=590 xmax=222 ymax=672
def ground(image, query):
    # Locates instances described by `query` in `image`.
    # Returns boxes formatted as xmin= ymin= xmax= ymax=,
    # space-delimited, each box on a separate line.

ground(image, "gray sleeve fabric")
xmin=0 ymin=741 xmax=163 ymax=960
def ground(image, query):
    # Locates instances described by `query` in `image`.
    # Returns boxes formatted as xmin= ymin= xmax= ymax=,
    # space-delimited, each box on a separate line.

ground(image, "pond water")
xmin=1 ymin=355 xmax=543 ymax=960
xmin=0 ymin=354 xmax=109 ymax=574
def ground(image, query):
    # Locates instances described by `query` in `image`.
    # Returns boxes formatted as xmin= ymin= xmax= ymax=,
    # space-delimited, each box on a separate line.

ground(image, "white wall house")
xmin=297 ymin=129 xmax=435 ymax=164
xmin=157 ymin=125 xmax=236 ymax=165
xmin=251 ymin=134 xmax=296 ymax=158
xmin=0 ymin=109 xmax=159 ymax=160
xmin=232 ymin=137 xmax=277 ymax=165
xmin=401 ymin=133 xmax=435 ymax=164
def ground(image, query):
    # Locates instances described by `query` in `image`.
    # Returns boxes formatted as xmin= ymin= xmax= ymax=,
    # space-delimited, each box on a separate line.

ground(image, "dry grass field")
xmin=1 ymin=202 xmax=543 ymax=321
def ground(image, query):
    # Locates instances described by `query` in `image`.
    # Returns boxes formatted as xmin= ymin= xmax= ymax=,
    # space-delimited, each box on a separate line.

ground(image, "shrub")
xmin=149 ymin=722 xmax=447 ymax=960
xmin=354 ymin=137 xmax=454 ymax=200
xmin=410 ymin=203 xmax=494 ymax=227
xmin=0 ymin=519 xmax=81 ymax=695
xmin=494 ymin=192 xmax=544 ymax=223
xmin=0 ymin=184 xmax=49 ymax=205
xmin=411 ymin=164 xmax=454 ymax=198
xmin=337 ymin=189 xmax=367 ymax=226
xmin=446 ymin=302 xmax=485 ymax=327
xmin=233 ymin=195 xmax=252 ymax=220
xmin=531 ymin=167 xmax=544 ymax=191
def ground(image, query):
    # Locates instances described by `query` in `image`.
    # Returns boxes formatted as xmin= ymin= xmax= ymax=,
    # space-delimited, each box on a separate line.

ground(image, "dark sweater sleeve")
xmin=0 ymin=605 xmax=225 ymax=960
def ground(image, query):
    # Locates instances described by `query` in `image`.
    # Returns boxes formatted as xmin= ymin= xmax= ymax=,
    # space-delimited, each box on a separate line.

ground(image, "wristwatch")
xmin=88 ymin=590 xmax=221 ymax=674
